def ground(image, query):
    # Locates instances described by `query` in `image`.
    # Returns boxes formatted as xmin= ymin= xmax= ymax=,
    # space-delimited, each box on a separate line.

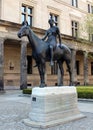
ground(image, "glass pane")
xmin=75 ymin=29 xmax=78 ymax=37
xmin=54 ymin=15 xmax=57 ymax=22
xmin=21 ymin=14 xmax=26 ymax=23
xmin=55 ymin=23 xmax=57 ymax=26
xmin=88 ymin=4 xmax=90 ymax=13
xmin=21 ymin=6 xmax=26 ymax=12
xmin=75 ymin=0 xmax=78 ymax=7
xmin=72 ymin=0 xmax=74 ymax=6
xmin=72 ymin=21 xmax=74 ymax=26
xmin=74 ymin=0 xmax=76 ymax=6
xmin=72 ymin=0 xmax=78 ymax=7
xmin=91 ymin=6 xmax=93 ymax=14
xmin=75 ymin=22 xmax=77 ymax=27
xmin=28 ymin=7 xmax=32 ymax=14
xmin=92 ymin=34 xmax=93 ymax=41
xmin=50 ymin=13 xmax=53 ymax=19
xmin=28 ymin=16 xmax=32 ymax=26
xmin=72 ymin=28 xmax=74 ymax=37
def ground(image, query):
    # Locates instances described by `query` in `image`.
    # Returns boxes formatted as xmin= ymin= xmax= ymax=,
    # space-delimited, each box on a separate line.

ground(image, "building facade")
xmin=0 ymin=0 xmax=93 ymax=89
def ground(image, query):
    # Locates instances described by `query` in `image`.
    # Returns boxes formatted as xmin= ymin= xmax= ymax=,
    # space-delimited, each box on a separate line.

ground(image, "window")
xmin=27 ymin=56 xmax=32 ymax=74
xmin=91 ymin=62 xmax=93 ymax=75
xmin=88 ymin=4 xmax=91 ymax=13
xmin=71 ymin=21 xmax=79 ymax=38
xmin=51 ymin=61 xmax=58 ymax=75
xmin=21 ymin=5 xmax=33 ymax=26
xmin=76 ymin=60 xmax=80 ymax=75
xmin=89 ymin=34 xmax=93 ymax=42
xmin=91 ymin=6 xmax=93 ymax=14
xmin=88 ymin=4 xmax=93 ymax=14
xmin=49 ymin=13 xmax=58 ymax=26
xmin=72 ymin=0 xmax=78 ymax=8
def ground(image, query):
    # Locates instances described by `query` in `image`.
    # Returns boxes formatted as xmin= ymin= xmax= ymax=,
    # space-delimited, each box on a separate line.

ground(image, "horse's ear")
xmin=22 ymin=21 xmax=28 ymax=26
xmin=25 ymin=21 xmax=28 ymax=26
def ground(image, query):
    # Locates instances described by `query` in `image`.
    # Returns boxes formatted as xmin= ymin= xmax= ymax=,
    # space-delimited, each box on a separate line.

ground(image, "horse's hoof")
xmin=39 ymin=83 xmax=46 ymax=88
xmin=50 ymin=61 xmax=54 ymax=66
xmin=69 ymin=82 xmax=73 ymax=86
xmin=58 ymin=84 xmax=63 ymax=87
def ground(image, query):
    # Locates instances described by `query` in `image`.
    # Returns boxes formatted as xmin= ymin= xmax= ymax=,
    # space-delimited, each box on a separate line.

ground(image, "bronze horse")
xmin=18 ymin=22 xmax=73 ymax=87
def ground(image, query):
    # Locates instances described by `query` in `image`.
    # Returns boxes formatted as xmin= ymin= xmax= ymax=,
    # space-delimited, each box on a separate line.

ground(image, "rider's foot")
xmin=33 ymin=64 xmax=38 ymax=67
xmin=50 ymin=61 xmax=54 ymax=66
xmin=59 ymin=44 xmax=62 ymax=49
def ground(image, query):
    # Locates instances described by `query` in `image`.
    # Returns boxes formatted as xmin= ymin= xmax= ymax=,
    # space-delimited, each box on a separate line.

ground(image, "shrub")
xmin=76 ymin=86 xmax=93 ymax=99
xmin=22 ymin=86 xmax=93 ymax=99
xmin=23 ymin=88 xmax=32 ymax=94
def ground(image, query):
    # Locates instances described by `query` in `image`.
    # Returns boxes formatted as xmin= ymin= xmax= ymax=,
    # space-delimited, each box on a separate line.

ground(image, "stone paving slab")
xmin=0 ymin=90 xmax=93 ymax=130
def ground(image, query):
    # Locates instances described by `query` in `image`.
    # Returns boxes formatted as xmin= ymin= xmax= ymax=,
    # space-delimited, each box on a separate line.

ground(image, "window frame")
xmin=72 ymin=0 xmax=78 ymax=8
xmin=88 ymin=4 xmax=93 ymax=14
xmin=89 ymin=33 xmax=93 ymax=42
xmin=21 ymin=4 xmax=33 ymax=26
xmin=71 ymin=20 xmax=79 ymax=38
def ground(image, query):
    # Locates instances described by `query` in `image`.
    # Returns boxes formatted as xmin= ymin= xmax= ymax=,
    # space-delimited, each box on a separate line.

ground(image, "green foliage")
xmin=76 ymin=86 xmax=93 ymax=99
xmin=85 ymin=14 xmax=93 ymax=34
xmin=79 ymin=14 xmax=93 ymax=41
xmin=23 ymin=88 xmax=32 ymax=94
xmin=23 ymin=86 xmax=93 ymax=99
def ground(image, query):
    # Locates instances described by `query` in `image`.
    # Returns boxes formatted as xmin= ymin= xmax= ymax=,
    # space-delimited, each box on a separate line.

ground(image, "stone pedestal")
xmin=23 ymin=86 xmax=85 ymax=128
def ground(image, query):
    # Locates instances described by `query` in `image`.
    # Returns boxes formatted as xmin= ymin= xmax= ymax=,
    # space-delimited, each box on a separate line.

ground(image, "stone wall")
xmin=0 ymin=0 xmax=90 ymax=39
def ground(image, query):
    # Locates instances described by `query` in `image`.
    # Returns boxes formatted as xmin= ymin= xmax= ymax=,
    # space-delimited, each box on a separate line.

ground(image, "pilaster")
xmin=20 ymin=41 xmax=28 ymax=89
xmin=71 ymin=49 xmax=77 ymax=85
xmin=0 ymin=38 xmax=4 ymax=91
xmin=83 ymin=51 xmax=89 ymax=85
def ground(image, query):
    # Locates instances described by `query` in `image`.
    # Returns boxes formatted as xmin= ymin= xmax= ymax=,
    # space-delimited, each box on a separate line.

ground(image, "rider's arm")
xmin=57 ymin=28 xmax=62 ymax=44
xmin=42 ymin=31 xmax=48 ymax=41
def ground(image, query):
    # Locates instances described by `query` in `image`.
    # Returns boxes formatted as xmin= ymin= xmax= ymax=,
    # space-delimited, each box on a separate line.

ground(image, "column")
xmin=57 ymin=66 xmax=62 ymax=86
xmin=20 ymin=41 xmax=27 ymax=89
xmin=0 ymin=38 xmax=4 ymax=91
xmin=83 ymin=51 xmax=89 ymax=85
xmin=71 ymin=49 xmax=77 ymax=85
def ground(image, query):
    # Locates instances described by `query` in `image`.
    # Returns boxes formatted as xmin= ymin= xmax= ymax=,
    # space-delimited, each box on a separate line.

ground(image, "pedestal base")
xmin=23 ymin=86 xmax=85 ymax=128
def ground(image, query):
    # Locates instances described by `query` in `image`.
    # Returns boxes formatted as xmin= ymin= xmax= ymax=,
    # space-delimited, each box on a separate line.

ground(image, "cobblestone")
xmin=0 ymin=90 xmax=93 ymax=130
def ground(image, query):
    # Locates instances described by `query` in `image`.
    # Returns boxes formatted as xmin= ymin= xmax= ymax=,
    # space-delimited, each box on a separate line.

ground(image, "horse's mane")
xmin=27 ymin=26 xmax=48 ymax=46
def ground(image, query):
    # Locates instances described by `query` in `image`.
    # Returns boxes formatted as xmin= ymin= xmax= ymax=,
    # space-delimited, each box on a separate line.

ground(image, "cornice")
xmin=0 ymin=20 xmax=20 ymax=29
xmin=47 ymin=5 xmax=61 ymax=14
xmin=22 ymin=0 xmax=37 ymax=5
xmin=87 ymin=0 xmax=93 ymax=4
xmin=0 ymin=19 xmax=92 ymax=46
xmin=0 ymin=19 xmax=45 ymax=34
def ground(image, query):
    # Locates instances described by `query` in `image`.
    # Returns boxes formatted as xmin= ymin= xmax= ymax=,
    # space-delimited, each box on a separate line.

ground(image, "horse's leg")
xmin=41 ymin=62 xmax=46 ymax=87
xmin=66 ymin=60 xmax=73 ymax=86
xmin=58 ymin=61 xmax=64 ymax=86
xmin=38 ymin=63 xmax=46 ymax=87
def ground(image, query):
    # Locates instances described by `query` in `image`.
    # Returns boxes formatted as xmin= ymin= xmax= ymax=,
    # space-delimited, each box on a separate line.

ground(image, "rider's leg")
xmin=50 ymin=45 xmax=54 ymax=66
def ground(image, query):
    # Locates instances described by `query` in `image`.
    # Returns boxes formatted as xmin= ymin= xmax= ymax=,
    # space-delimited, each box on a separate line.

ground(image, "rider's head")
xmin=48 ymin=18 xmax=54 ymax=26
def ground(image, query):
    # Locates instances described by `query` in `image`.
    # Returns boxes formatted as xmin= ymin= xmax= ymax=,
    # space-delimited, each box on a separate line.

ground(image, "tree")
xmin=79 ymin=14 xmax=93 ymax=41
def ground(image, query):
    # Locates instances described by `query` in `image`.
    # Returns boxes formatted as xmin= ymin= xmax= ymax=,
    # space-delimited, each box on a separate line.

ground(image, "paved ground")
xmin=0 ymin=90 xmax=93 ymax=130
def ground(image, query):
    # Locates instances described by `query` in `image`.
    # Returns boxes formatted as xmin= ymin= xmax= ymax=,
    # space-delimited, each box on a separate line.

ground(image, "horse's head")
xmin=17 ymin=21 xmax=30 ymax=38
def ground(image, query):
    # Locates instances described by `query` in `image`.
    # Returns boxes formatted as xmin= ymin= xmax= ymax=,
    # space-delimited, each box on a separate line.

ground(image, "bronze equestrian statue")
xmin=17 ymin=21 xmax=73 ymax=87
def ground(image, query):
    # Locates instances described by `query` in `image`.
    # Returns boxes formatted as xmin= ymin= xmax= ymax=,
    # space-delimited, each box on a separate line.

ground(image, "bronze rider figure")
xmin=42 ymin=17 xmax=62 ymax=66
